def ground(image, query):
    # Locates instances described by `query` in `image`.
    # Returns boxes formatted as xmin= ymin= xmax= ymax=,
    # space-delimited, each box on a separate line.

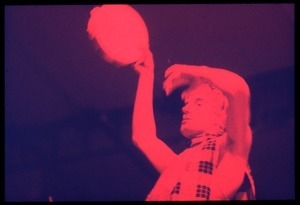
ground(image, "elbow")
xmin=132 ymin=134 xmax=146 ymax=148
xmin=132 ymin=134 xmax=140 ymax=147
xmin=132 ymin=133 xmax=157 ymax=149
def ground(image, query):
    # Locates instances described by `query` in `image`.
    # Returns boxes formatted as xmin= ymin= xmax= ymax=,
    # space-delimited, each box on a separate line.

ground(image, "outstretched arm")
xmin=163 ymin=64 xmax=252 ymax=160
xmin=132 ymin=51 xmax=177 ymax=174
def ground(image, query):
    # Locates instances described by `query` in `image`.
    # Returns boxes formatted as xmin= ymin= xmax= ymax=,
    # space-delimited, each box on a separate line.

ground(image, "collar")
xmin=187 ymin=132 xmax=224 ymax=148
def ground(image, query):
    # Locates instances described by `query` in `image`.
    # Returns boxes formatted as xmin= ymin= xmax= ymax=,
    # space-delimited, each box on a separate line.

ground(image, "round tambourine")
xmin=87 ymin=4 xmax=149 ymax=66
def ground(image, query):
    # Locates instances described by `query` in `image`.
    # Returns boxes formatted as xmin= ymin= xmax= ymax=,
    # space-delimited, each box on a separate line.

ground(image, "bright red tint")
xmin=132 ymin=60 xmax=255 ymax=200
xmin=87 ymin=5 xmax=149 ymax=66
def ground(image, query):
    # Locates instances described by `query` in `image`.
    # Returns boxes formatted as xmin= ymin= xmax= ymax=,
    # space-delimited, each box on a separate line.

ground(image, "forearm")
xmin=189 ymin=65 xmax=250 ymax=96
xmin=131 ymin=51 xmax=177 ymax=173
xmin=132 ymin=72 xmax=157 ymax=144
xmin=163 ymin=63 xmax=253 ymax=158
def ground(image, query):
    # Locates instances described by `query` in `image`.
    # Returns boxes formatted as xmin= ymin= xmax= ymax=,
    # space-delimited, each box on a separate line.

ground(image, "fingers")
xmin=163 ymin=68 xmax=190 ymax=96
xmin=163 ymin=64 xmax=184 ymax=96
xmin=133 ymin=50 xmax=154 ymax=74
xmin=163 ymin=80 xmax=172 ymax=96
xmin=163 ymin=64 xmax=208 ymax=96
xmin=163 ymin=66 xmax=174 ymax=95
xmin=163 ymin=78 xmax=190 ymax=96
xmin=164 ymin=64 xmax=180 ymax=78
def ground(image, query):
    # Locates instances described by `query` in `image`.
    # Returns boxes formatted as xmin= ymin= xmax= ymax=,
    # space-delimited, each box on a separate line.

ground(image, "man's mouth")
xmin=182 ymin=117 xmax=190 ymax=123
xmin=182 ymin=115 xmax=190 ymax=120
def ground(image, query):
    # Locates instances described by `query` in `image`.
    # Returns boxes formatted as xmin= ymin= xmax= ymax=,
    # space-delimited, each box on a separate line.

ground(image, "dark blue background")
xmin=5 ymin=4 xmax=295 ymax=201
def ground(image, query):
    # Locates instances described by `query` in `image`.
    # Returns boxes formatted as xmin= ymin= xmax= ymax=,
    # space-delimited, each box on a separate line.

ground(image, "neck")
xmin=188 ymin=131 xmax=225 ymax=148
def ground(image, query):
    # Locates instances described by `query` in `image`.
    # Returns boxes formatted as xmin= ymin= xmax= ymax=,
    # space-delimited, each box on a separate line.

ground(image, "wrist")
xmin=139 ymin=70 xmax=154 ymax=78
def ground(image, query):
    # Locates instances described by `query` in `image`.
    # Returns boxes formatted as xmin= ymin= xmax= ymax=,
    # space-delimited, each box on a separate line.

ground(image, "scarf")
xmin=145 ymin=135 xmax=256 ymax=201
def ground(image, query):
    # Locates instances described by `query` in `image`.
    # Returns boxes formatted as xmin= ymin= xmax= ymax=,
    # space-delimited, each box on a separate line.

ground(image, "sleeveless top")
xmin=145 ymin=135 xmax=256 ymax=201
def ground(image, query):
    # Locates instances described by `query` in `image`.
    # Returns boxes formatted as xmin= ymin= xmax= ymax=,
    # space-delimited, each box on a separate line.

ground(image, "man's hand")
xmin=163 ymin=64 xmax=210 ymax=96
xmin=133 ymin=50 xmax=154 ymax=75
xmin=163 ymin=64 xmax=250 ymax=96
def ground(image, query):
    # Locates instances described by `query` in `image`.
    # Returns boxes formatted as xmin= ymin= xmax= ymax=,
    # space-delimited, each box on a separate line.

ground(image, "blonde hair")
xmin=182 ymin=82 xmax=229 ymax=136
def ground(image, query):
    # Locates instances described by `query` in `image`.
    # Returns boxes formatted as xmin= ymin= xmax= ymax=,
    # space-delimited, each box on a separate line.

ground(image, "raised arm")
xmin=131 ymin=51 xmax=177 ymax=173
xmin=163 ymin=64 xmax=252 ymax=160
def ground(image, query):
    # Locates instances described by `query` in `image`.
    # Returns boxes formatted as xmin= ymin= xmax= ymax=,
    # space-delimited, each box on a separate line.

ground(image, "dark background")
xmin=5 ymin=4 xmax=294 ymax=201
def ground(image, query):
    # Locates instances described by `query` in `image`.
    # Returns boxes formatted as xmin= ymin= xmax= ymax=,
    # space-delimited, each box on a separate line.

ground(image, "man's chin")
xmin=180 ymin=128 xmax=196 ymax=139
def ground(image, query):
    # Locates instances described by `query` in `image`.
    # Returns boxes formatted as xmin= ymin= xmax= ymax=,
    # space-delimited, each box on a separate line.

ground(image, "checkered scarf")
xmin=145 ymin=135 xmax=256 ymax=201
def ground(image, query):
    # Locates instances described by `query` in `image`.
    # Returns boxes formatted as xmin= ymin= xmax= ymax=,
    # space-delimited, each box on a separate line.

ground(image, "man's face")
xmin=180 ymin=86 xmax=218 ymax=139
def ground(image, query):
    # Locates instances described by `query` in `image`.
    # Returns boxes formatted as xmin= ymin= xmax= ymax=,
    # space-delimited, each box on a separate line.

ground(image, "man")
xmin=131 ymin=50 xmax=255 ymax=201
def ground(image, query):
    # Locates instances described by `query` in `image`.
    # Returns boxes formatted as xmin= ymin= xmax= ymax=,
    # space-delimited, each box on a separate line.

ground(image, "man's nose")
xmin=182 ymin=104 xmax=189 ymax=114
